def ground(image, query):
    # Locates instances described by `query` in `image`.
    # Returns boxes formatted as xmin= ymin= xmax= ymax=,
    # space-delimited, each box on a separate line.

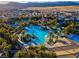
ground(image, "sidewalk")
xmin=55 ymin=48 xmax=79 ymax=56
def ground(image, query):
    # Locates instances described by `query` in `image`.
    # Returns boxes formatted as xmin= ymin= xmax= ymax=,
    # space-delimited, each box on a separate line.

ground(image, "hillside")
xmin=0 ymin=1 xmax=79 ymax=10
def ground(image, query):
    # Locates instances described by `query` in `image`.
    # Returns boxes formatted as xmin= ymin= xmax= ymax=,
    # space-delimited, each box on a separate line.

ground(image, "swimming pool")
xmin=24 ymin=25 xmax=49 ymax=44
xmin=67 ymin=34 xmax=79 ymax=42
xmin=24 ymin=25 xmax=79 ymax=45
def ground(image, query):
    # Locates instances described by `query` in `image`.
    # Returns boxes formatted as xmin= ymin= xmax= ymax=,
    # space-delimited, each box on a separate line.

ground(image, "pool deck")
xmin=45 ymin=37 xmax=79 ymax=57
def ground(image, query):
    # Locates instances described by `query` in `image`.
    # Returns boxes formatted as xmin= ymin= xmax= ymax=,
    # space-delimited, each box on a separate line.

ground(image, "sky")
xmin=0 ymin=0 xmax=79 ymax=4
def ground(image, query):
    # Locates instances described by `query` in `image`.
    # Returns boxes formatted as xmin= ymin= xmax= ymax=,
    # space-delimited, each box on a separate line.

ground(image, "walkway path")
xmin=47 ymin=37 xmax=79 ymax=57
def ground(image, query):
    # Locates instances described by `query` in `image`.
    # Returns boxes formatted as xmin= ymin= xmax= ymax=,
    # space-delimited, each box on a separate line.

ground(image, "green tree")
xmin=0 ymin=38 xmax=6 ymax=45
xmin=15 ymin=50 xmax=27 ymax=58
xmin=2 ymin=42 xmax=11 ymax=50
xmin=2 ymin=51 xmax=9 ymax=58
xmin=46 ymin=51 xmax=57 ymax=58
xmin=11 ymin=34 xmax=18 ymax=45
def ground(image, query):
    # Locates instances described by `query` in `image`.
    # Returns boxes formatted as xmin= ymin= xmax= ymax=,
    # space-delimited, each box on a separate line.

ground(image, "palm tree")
xmin=11 ymin=34 xmax=18 ymax=45
xmin=0 ymin=38 xmax=6 ymax=45
xmin=47 ymin=31 xmax=55 ymax=44
xmin=14 ymin=50 xmax=27 ymax=58
xmin=46 ymin=51 xmax=57 ymax=58
xmin=2 ymin=42 xmax=11 ymax=51
xmin=2 ymin=51 xmax=9 ymax=58
xmin=37 ymin=45 xmax=46 ymax=51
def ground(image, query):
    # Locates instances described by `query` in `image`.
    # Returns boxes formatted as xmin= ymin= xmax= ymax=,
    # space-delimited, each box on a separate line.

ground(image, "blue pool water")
xmin=24 ymin=25 xmax=49 ymax=44
xmin=67 ymin=34 xmax=79 ymax=42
